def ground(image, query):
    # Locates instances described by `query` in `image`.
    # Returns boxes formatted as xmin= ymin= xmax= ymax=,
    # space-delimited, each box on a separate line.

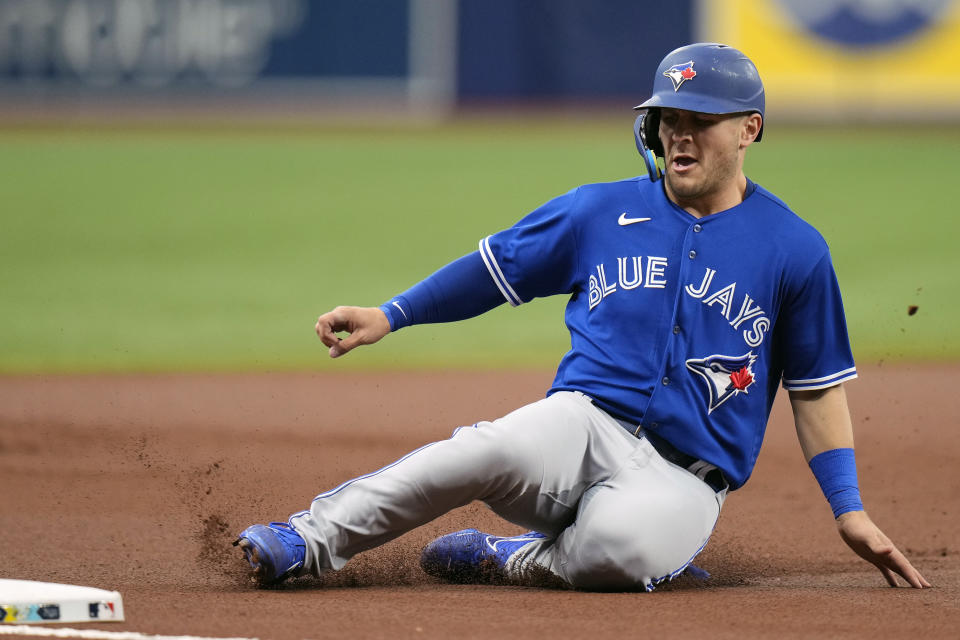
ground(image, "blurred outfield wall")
xmin=698 ymin=0 xmax=960 ymax=121
xmin=0 ymin=0 xmax=957 ymax=120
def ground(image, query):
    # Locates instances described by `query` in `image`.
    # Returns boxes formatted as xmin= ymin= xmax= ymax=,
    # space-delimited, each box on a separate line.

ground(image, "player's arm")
xmin=318 ymin=188 xmax=580 ymax=359
xmin=789 ymin=384 xmax=931 ymax=589
xmin=315 ymin=251 xmax=506 ymax=359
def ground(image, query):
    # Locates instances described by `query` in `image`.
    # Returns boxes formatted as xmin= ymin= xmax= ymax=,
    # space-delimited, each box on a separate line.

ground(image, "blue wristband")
xmin=808 ymin=448 xmax=864 ymax=518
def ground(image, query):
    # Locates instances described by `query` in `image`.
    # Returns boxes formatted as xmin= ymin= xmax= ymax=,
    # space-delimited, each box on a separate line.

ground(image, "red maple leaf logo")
xmin=729 ymin=366 xmax=753 ymax=391
xmin=681 ymin=66 xmax=696 ymax=80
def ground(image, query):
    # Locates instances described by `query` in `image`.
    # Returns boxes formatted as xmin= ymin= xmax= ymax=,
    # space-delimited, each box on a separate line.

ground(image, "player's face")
xmin=659 ymin=108 xmax=759 ymax=215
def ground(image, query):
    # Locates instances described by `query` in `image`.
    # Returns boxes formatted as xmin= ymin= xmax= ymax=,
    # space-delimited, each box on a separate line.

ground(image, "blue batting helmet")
xmin=634 ymin=43 xmax=765 ymax=167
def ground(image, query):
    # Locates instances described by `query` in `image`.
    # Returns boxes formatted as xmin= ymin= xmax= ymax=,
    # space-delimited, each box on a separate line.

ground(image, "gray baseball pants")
xmin=289 ymin=390 xmax=725 ymax=590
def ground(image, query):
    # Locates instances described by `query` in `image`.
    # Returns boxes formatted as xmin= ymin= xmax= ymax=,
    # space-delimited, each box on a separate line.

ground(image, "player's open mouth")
xmin=671 ymin=155 xmax=697 ymax=173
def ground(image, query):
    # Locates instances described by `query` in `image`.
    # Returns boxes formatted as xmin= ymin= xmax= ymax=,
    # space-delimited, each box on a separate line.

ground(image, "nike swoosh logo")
xmin=618 ymin=212 xmax=651 ymax=226
xmin=484 ymin=535 xmax=542 ymax=553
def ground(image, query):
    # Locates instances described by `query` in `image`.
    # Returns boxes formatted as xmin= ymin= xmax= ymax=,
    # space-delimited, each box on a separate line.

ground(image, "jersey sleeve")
xmin=479 ymin=188 xmax=581 ymax=306
xmin=778 ymin=250 xmax=858 ymax=391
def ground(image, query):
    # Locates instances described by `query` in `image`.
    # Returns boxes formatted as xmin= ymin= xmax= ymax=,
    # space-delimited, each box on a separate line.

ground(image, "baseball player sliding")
xmin=235 ymin=43 xmax=929 ymax=591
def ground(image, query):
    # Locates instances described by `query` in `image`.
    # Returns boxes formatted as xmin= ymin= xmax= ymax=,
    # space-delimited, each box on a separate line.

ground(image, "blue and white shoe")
xmin=233 ymin=522 xmax=306 ymax=586
xmin=420 ymin=528 xmax=546 ymax=584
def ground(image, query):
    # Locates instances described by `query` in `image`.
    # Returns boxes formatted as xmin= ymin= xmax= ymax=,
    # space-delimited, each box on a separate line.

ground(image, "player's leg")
xmin=516 ymin=436 xmax=724 ymax=590
xmin=421 ymin=391 xmax=714 ymax=587
xmin=480 ymin=391 xmax=641 ymax=535
xmin=268 ymin=391 xmax=596 ymax=577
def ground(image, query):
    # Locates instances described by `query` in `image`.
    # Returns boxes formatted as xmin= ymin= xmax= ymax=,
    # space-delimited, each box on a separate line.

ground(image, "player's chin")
xmin=665 ymin=172 xmax=703 ymax=198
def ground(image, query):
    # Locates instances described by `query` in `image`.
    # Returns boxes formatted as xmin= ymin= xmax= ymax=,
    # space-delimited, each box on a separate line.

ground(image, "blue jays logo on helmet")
xmin=663 ymin=61 xmax=697 ymax=91
xmin=686 ymin=352 xmax=758 ymax=414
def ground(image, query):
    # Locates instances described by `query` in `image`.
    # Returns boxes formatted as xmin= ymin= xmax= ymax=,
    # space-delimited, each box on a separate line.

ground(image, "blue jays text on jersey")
xmin=478 ymin=176 xmax=857 ymax=489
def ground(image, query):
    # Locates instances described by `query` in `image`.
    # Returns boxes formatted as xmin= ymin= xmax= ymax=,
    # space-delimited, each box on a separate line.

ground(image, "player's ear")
xmin=740 ymin=113 xmax=762 ymax=148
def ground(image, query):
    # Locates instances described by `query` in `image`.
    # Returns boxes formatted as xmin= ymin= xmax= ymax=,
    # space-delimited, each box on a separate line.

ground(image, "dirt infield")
xmin=1 ymin=365 xmax=958 ymax=639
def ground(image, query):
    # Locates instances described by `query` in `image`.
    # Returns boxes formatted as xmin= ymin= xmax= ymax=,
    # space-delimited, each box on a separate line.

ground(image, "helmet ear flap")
xmin=633 ymin=109 xmax=663 ymax=182
xmin=642 ymin=109 xmax=663 ymax=157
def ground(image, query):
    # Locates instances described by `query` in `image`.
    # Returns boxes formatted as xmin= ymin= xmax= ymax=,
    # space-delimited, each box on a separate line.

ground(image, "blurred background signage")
xmin=0 ymin=0 xmax=957 ymax=120
xmin=0 ymin=0 xmax=307 ymax=86
xmin=698 ymin=0 xmax=960 ymax=120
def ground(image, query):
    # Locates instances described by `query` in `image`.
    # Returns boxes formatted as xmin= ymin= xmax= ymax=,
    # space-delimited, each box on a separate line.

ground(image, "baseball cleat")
xmin=233 ymin=522 xmax=306 ymax=587
xmin=420 ymin=528 xmax=546 ymax=584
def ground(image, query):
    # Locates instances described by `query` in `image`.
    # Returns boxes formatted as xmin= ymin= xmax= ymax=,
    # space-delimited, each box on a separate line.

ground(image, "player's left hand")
xmin=836 ymin=510 xmax=931 ymax=589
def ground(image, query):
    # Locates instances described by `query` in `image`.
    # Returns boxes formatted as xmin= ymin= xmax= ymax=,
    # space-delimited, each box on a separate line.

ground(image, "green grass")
xmin=1 ymin=120 xmax=957 ymax=373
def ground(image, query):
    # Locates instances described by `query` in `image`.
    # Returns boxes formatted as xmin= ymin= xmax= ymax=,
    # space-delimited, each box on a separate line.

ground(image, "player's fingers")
xmin=891 ymin=556 xmax=931 ymax=589
xmin=316 ymin=308 xmax=350 ymax=348
xmin=317 ymin=324 xmax=341 ymax=349
xmin=328 ymin=339 xmax=355 ymax=358
xmin=877 ymin=564 xmax=899 ymax=588
xmin=317 ymin=306 xmax=389 ymax=358
xmin=329 ymin=330 xmax=367 ymax=358
xmin=881 ymin=548 xmax=930 ymax=589
xmin=899 ymin=569 xmax=928 ymax=589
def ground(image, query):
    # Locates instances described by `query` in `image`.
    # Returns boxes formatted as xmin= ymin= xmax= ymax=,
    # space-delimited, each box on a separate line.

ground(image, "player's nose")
xmin=670 ymin=125 xmax=694 ymax=144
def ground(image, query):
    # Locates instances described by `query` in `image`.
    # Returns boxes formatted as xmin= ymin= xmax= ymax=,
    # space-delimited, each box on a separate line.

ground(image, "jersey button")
xmin=693 ymin=224 xmax=702 ymax=233
xmin=650 ymin=422 xmax=659 ymax=429
xmin=662 ymin=376 xmax=670 ymax=386
xmin=688 ymin=250 xmax=697 ymax=259
xmin=673 ymin=325 xmax=680 ymax=334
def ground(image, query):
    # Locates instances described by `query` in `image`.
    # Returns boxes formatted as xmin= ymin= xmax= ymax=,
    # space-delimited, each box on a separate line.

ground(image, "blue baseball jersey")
xmin=479 ymin=176 xmax=856 ymax=490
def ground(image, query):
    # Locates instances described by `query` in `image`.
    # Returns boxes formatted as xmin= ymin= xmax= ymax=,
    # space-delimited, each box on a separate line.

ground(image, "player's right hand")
xmin=315 ymin=306 xmax=391 ymax=358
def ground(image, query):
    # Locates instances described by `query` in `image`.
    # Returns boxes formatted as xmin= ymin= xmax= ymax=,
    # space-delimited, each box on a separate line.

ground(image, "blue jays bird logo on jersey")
xmin=664 ymin=61 xmax=696 ymax=91
xmin=686 ymin=352 xmax=757 ymax=414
